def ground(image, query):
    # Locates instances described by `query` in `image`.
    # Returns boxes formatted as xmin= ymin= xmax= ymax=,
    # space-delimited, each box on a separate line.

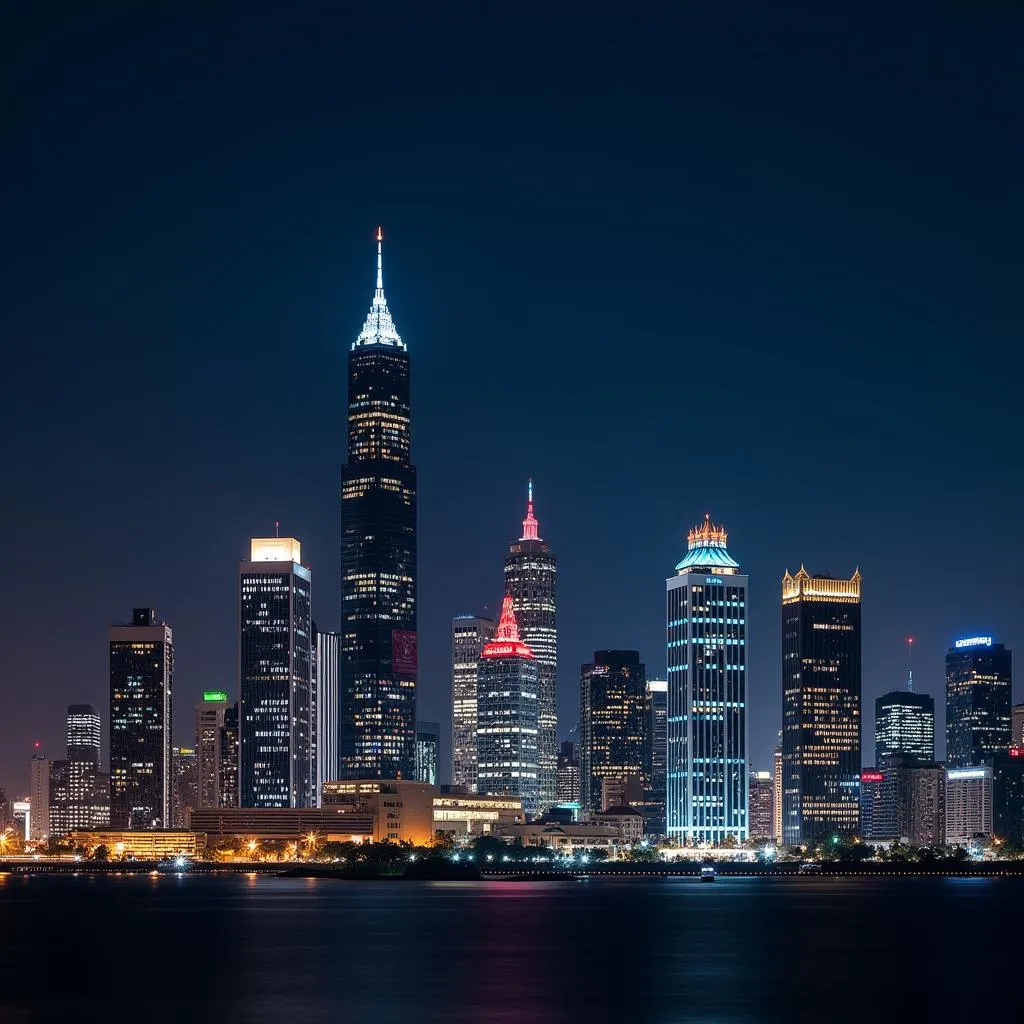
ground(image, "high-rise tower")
xmin=781 ymin=567 xmax=862 ymax=846
xmin=340 ymin=229 xmax=417 ymax=780
xmin=875 ymin=637 xmax=935 ymax=767
xmin=945 ymin=635 xmax=1012 ymax=768
xmin=666 ymin=516 xmax=748 ymax=845
xmin=451 ymin=615 xmax=496 ymax=792
xmin=505 ymin=481 xmax=557 ymax=812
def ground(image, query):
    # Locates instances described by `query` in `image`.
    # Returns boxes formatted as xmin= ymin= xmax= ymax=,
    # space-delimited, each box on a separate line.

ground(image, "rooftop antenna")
xmin=275 ymin=520 xmax=280 ymax=539
xmin=906 ymin=636 xmax=914 ymax=692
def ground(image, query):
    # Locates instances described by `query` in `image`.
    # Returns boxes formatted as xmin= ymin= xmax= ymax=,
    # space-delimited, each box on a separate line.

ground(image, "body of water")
xmin=0 ymin=873 xmax=1017 ymax=1022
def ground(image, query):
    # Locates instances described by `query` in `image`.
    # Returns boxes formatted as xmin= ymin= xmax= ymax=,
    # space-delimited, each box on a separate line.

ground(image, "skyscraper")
xmin=505 ymin=482 xmax=557 ymax=813
xmin=555 ymin=740 xmax=581 ymax=805
xmin=196 ymin=691 xmax=229 ymax=809
xmin=646 ymin=679 xmax=668 ymax=833
xmin=945 ymin=636 xmax=1012 ymax=768
xmin=451 ymin=615 xmax=496 ymax=793
xmin=666 ymin=516 xmax=748 ymax=845
xmin=339 ymin=229 xmax=417 ymax=781
xmin=239 ymin=537 xmax=313 ymax=808
xmin=1013 ymin=704 xmax=1024 ymax=749
xmin=29 ymin=753 xmax=49 ymax=841
xmin=171 ymin=747 xmax=198 ymax=827
xmin=875 ymin=692 xmax=935 ymax=767
xmin=220 ymin=703 xmax=239 ymax=808
xmin=579 ymin=651 xmax=648 ymax=813
xmin=110 ymin=608 xmax=173 ymax=829
xmin=314 ymin=626 xmax=341 ymax=798
xmin=415 ymin=722 xmax=440 ymax=786
xmin=476 ymin=596 xmax=539 ymax=817
xmin=67 ymin=705 xmax=101 ymax=763
xmin=749 ymin=771 xmax=773 ymax=840
xmin=49 ymin=704 xmax=108 ymax=837
xmin=772 ymin=743 xmax=783 ymax=844
xmin=781 ymin=568 xmax=862 ymax=846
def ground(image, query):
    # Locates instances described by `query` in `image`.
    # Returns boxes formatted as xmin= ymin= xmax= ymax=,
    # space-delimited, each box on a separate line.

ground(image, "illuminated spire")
xmin=675 ymin=513 xmax=739 ymax=574
xmin=481 ymin=595 xmax=535 ymax=659
xmin=521 ymin=478 xmax=541 ymax=541
xmin=906 ymin=636 xmax=914 ymax=692
xmin=354 ymin=226 xmax=404 ymax=350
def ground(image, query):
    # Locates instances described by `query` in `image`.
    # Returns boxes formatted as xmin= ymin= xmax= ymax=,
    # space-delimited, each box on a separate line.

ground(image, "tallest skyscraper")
xmin=339 ymin=229 xmax=418 ymax=780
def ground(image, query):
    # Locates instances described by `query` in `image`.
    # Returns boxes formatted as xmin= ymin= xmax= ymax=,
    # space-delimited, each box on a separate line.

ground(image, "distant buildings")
xmin=451 ymin=615 xmax=496 ymax=793
xmin=505 ymin=482 xmax=557 ymax=813
xmin=555 ymin=741 xmax=581 ymax=805
xmin=579 ymin=651 xmax=648 ymax=813
xmin=415 ymin=722 xmax=440 ymax=786
xmin=239 ymin=537 xmax=313 ymax=809
xmin=772 ymin=744 xmax=783 ymax=844
xmin=781 ymin=568 xmax=862 ymax=846
xmin=945 ymin=766 xmax=993 ymax=846
xmin=196 ymin=691 xmax=230 ymax=809
xmin=875 ymin=691 xmax=935 ymax=767
xmin=220 ymin=703 xmax=239 ymax=808
xmin=339 ymin=230 xmax=417 ymax=781
xmin=860 ymin=769 xmax=891 ymax=841
xmin=946 ymin=637 xmax=1012 ymax=768
xmin=1013 ymin=705 xmax=1024 ymax=749
xmin=110 ymin=608 xmax=173 ymax=829
xmin=898 ymin=763 xmax=945 ymax=846
xmin=171 ymin=747 xmax=198 ymax=828
xmin=314 ymin=626 xmax=341 ymax=799
xmin=749 ymin=771 xmax=773 ymax=840
xmin=50 ymin=704 xmax=110 ymax=839
xmin=29 ymin=753 xmax=49 ymax=841
xmin=476 ymin=596 xmax=539 ymax=817
xmin=667 ymin=517 xmax=748 ymax=845
xmin=646 ymin=680 xmax=667 ymax=833
xmin=992 ymin=749 xmax=1024 ymax=846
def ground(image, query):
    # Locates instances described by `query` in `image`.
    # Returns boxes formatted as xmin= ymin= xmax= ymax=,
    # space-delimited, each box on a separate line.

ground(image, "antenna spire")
xmin=906 ymin=636 xmax=914 ymax=692
xmin=375 ymin=226 xmax=384 ymax=296
xmin=275 ymin=520 xmax=280 ymax=539
xmin=521 ymin=479 xmax=540 ymax=541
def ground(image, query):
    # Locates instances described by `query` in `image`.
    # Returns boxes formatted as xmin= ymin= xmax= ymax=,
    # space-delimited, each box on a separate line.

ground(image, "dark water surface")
xmin=0 ymin=873 xmax=1017 ymax=1022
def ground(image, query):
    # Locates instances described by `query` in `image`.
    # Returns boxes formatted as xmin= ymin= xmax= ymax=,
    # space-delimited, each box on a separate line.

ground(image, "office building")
xmin=220 ymin=703 xmax=239 ymax=807
xmin=29 ymin=753 xmax=49 ymax=841
xmin=1013 ymin=705 xmax=1024 ymax=749
xmin=451 ymin=615 xmax=496 ymax=793
xmin=645 ymin=680 xmax=668 ymax=834
xmin=476 ymin=595 xmax=540 ymax=817
xmin=667 ymin=516 xmax=748 ymax=845
xmin=992 ymin=749 xmax=1024 ymax=845
xmin=579 ymin=651 xmax=648 ymax=813
xmin=415 ymin=721 xmax=440 ymax=786
xmin=945 ymin=766 xmax=993 ymax=846
xmin=946 ymin=637 xmax=1012 ymax=768
xmin=749 ymin=771 xmax=773 ymax=840
xmin=240 ymin=537 xmax=313 ymax=808
xmin=339 ymin=229 xmax=418 ymax=780
xmin=67 ymin=705 xmax=101 ymax=762
xmin=50 ymin=705 xmax=109 ymax=837
xmin=772 ymin=744 xmax=783 ymax=844
xmin=876 ymin=690 xmax=935 ymax=767
xmin=899 ymin=763 xmax=945 ymax=846
xmin=321 ymin=780 xmax=435 ymax=845
xmin=505 ymin=481 xmax=557 ymax=813
xmin=433 ymin=791 xmax=524 ymax=838
xmin=110 ymin=608 xmax=173 ymax=829
xmin=781 ymin=567 xmax=862 ymax=846
xmin=196 ymin=691 xmax=229 ymax=809
xmin=12 ymin=800 xmax=30 ymax=841
xmin=171 ymin=747 xmax=198 ymax=828
xmin=556 ymin=740 xmax=581 ymax=806
xmin=860 ymin=769 xmax=892 ymax=841
xmin=314 ymin=626 xmax=341 ymax=801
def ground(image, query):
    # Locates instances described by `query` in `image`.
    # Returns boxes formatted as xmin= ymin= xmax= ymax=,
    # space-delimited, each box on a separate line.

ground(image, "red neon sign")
xmin=861 ymin=772 xmax=884 ymax=782
xmin=1010 ymin=748 xmax=1024 ymax=759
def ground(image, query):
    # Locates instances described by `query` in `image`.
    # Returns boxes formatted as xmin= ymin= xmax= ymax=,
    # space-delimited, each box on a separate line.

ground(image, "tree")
xmin=719 ymin=835 xmax=738 ymax=850
xmin=91 ymin=844 xmax=110 ymax=862
xmin=471 ymin=835 xmax=508 ymax=861
xmin=430 ymin=830 xmax=456 ymax=853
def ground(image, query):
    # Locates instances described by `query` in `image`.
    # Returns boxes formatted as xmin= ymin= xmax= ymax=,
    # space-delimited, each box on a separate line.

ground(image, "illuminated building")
xmin=432 ymin=791 xmax=524 ymax=838
xmin=476 ymin=596 xmax=540 ymax=817
xmin=220 ymin=703 xmax=239 ymax=808
xmin=451 ymin=615 xmax=495 ymax=793
xmin=749 ymin=771 xmax=773 ymax=840
xmin=240 ymin=537 xmax=313 ymax=808
xmin=110 ymin=608 xmax=173 ymax=829
xmin=13 ymin=800 xmax=30 ymax=841
xmin=899 ymin=763 xmax=945 ymax=846
xmin=50 ymin=706 xmax=110 ymax=835
xmin=860 ymin=770 xmax=892 ymax=841
xmin=992 ymin=749 xmax=1024 ymax=845
xmin=772 ymin=743 xmax=783 ymax=844
xmin=1013 ymin=705 xmax=1024 ymax=748
xmin=579 ymin=651 xmax=648 ymax=813
xmin=29 ymin=753 xmax=49 ymax=840
xmin=321 ymin=780 xmax=435 ymax=844
xmin=945 ymin=766 xmax=993 ymax=845
xmin=189 ymin=806 xmax=374 ymax=845
xmin=313 ymin=627 xmax=341 ymax=802
xmin=339 ymin=229 xmax=417 ymax=781
xmin=667 ymin=516 xmax=748 ymax=845
xmin=68 ymin=830 xmax=202 ymax=859
xmin=781 ymin=567 xmax=862 ymax=846
xmin=415 ymin=721 xmax=440 ymax=786
xmin=556 ymin=740 xmax=581 ymax=805
xmin=196 ymin=691 xmax=229 ymax=809
xmin=171 ymin=747 xmax=198 ymax=828
xmin=875 ymin=691 xmax=935 ymax=767
xmin=592 ymin=806 xmax=645 ymax=844
xmin=504 ymin=481 xmax=557 ymax=813
xmin=500 ymin=821 xmax=623 ymax=853
xmin=646 ymin=680 xmax=667 ymax=833
xmin=945 ymin=637 xmax=1012 ymax=768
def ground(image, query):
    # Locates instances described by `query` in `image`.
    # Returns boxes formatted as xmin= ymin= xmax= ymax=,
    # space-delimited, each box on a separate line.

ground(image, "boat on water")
xmin=798 ymin=861 xmax=822 ymax=875
xmin=700 ymin=863 xmax=716 ymax=882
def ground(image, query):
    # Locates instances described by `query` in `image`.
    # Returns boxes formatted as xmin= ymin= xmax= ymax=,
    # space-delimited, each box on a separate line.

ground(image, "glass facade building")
xmin=666 ymin=517 xmax=748 ymax=845
xmin=109 ymin=608 xmax=173 ymax=829
xmin=875 ymin=690 xmax=935 ymax=767
xmin=415 ymin=721 xmax=440 ymax=786
xmin=945 ymin=637 xmax=1012 ymax=768
xmin=451 ymin=615 xmax=496 ymax=792
xmin=196 ymin=691 xmax=229 ymax=809
xmin=476 ymin=597 xmax=540 ymax=818
xmin=340 ymin=230 xmax=417 ymax=780
xmin=504 ymin=482 xmax=557 ymax=813
xmin=314 ymin=626 xmax=341 ymax=799
xmin=239 ymin=538 xmax=313 ymax=808
xmin=781 ymin=568 xmax=862 ymax=846
xmin=579 ymin=651 xmax=648 ymax=813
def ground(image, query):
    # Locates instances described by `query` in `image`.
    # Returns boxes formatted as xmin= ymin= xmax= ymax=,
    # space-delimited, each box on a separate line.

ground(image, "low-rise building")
xmin=592 ymin=806 xmax=644 ymax=844
xmin=945 ymin=766 xmax=993 ymax=846
xmin=433 ymin=790 xmax=523 ymax=838
xmin=321 ymin=780 xmax=434 ymax=845
xmin=188 ymin=807 xmax=374 ymax=844
xmin=500 ymin=822 xmax=623 ymax=853
xmin=69 ymin=830 xmax=203 ymax=858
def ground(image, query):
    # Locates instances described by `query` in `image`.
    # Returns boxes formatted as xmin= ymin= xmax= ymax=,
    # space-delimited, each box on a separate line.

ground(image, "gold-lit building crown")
xmin=688 ymin=514 xmax=727 ymax=549
xmin=782 ymin=565 xmax=862 ymax=603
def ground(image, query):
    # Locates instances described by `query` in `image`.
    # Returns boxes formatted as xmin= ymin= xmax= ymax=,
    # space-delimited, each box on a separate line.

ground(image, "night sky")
xmin=3 ymin=8 xmax=1022 ymax=794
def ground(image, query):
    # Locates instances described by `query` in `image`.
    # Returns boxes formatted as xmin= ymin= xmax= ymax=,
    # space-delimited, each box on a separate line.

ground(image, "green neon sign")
xmin=203 ymin=691 xmax=229 ymax=702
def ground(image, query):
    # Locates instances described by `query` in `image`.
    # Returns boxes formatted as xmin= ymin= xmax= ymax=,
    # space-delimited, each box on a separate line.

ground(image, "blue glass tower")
xmin=666 ymin=516 xmax=748 ymax=845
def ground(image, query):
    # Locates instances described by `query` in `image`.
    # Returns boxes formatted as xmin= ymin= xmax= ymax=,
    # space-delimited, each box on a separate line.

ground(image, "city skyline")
xmin=3 ymin=13 xmax=1023 ymax=796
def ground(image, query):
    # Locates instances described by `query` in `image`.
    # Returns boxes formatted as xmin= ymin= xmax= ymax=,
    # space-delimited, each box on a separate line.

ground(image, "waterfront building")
xmin=415 ymin=721 xmax=440 ymax=786
xmin=55 ymin=704 xmax=108 ymax=834
xmin=886 ymin=761 xmax=945 ymax=846
xmin=67 ymin=830 xmax=202 ymax=859
xmin=476 ymin=596 xmax=539 ymax=817
xmin=860 ymin=769 xmax=892 ymax=841
xmin=646 ymin=680 xmax=667 ymax=833
xmin=945 ymin=766 xmax=993 ymax=846
xmin=946 ymin=637 xmax=1012 ymax=768
xmin=555 ymin=740 xmax=581 ymax=805
xmin=29 ymin=753 xmax=49 ymax=841
xmin=171 ymin=747 xmax=198 ymax=828
xmin=667 ymin=516 xmax=748 ymax=845
xmin=875 ymin=691 xmax=935 ymax=767
xmin=314 ymin=627 xmax=341 ymax=801
xmin=992 ymin=749 xmax=1024 ymax=846
xmin=432 ymin=790 xmax=524 ymax=838
xmin=189 ymin=806 xmax=374 ymax=845
xmin=592 ymin=805 xmax=645 ymax=844
xmin=110 ymin=608 xmax=173 ymax=829
xmin=451 ymin=615 xmax=496 ymax=793
xmin=504 ymin=482 xmax=557 ymax=813
xmin=13 ymin=799 xmax=30 ymax=841
xmin=781 ymin=568 xmax=862 ymax=846
xmin=772 ymin=743 xmax=783 ymax=844
xmin=320 ymin=780 xmax=435 ymax=844
xmin=196 ymin=691 xmax=229 ymax=809
xmin=500 ymin=821 xmax=624 ymax=854
xmin=749 ymin=770 xmax=773 ymax=840
xmin=240 ymin=537 xmax=313 ymax=808
xmin=579 ymin=651 xmax=648 ymax=813
xmin=339 ymin=229 xmax=417 ymax=781
xmin=220 ymin=703 xmax=239 ymax=807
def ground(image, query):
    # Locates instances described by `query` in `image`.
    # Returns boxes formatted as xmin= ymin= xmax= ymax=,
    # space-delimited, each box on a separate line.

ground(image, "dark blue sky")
xmin=3 ymin=7 xmax=1022 ymax=792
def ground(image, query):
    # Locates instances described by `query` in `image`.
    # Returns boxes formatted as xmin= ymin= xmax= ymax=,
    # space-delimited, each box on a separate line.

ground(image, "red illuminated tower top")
xmin=521 ymin=479 xmax=541 ymax=541
xmin=481 ymin=595 xmax=535 ymax=659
